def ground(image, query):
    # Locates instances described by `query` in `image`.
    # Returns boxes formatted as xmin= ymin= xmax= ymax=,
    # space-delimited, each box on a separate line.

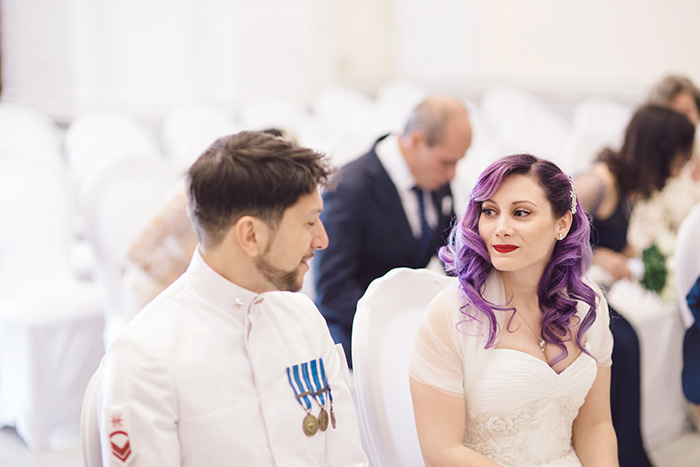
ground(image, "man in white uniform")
xmin=96 ymin=131 xmax=368 ymax=466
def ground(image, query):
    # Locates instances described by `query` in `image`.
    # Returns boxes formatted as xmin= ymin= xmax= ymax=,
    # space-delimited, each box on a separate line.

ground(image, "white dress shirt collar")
xmin=375 ymin=134 xmax=417 ymax=192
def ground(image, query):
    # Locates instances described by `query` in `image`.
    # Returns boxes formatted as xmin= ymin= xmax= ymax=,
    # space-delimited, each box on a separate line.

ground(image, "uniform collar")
xmin=187 ymin=247 xmax=265 ymax=315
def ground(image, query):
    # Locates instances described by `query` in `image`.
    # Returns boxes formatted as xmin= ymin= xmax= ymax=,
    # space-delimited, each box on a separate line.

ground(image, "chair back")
xmin=674 ymin=203 xmax=700 ymax=328
xmin=352 ymin=267 xmax=452 ymax=467
xmin=82 ymin=154 xmax=176 ymax=344
xmin=81 ymin=362 xmax=103 ymax=467
xmin=0 ymin=103 xmax=63 ymax=166
xmin=65 ymin=112 xmax=161 ymax=199
xmin=0 ymin=158 xmax=74 ymax=293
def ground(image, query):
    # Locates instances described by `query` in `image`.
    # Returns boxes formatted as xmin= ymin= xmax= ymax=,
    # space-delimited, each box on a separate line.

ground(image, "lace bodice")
xmin=463 ymin=349 xmax=595 ymax=466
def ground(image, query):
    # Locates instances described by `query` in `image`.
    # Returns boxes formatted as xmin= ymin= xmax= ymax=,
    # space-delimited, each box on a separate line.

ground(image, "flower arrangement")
xmin=640 ymin=235 xmax=676 ymax=303
xmin=641 ymin=244 xmax=667 ymax=294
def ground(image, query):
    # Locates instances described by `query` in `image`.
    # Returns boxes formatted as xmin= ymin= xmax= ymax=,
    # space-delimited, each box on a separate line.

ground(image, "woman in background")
xmin=576 ymin=104 xmax=695 ymax=467
xmin=577 ymin=104 xmax=694 ymax=280
xmin=628 ymin=75 xmax=700 ymax=253
xmin=410 ymin=154 xmax=617 ymax=466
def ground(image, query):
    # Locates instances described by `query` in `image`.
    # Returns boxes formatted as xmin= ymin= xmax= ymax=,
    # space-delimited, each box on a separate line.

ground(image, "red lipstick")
xmin=493 ymin=245 xmax=518 ymax=253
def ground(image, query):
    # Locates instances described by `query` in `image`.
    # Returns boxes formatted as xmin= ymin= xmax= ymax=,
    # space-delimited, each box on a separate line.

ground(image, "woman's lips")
xmin=493 ymin=245 xmax=518 ymax=253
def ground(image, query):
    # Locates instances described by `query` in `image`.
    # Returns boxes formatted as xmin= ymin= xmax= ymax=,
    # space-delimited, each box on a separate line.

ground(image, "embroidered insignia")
xmin=109 ymin=412 xmax=124 ymax=429
xmin=105 ymin=406 xmax=133 ymax=464
xmin=109 ymin=430 xmax=132 ymax=462
xmin=233 ymin=297 xmax=244 ymax=308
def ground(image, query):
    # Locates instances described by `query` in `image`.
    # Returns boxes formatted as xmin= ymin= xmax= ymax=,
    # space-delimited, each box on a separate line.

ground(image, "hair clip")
xmin=569 ymin=175 xmax=577 ymax=215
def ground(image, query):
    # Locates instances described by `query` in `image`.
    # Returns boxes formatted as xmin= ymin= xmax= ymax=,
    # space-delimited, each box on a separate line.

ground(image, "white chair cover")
xmin=0 ymin=158 xmax=73 ymax=291
xmin=238 ymin=98 xmax=310 ymax=137
xmin=560 ymin=97 xmax=632 ymax=175
xmin=0 ymin=159 xmax=103 ymax=451
xmin=0 ymin=103 xmax=63 ymax=167
xmin=309 ymin=85 xmax=382 ymax=167
xmin=352 ymin=267 xmax=451 ymax=467
xmin=161 ymin=106 xmax=238 ymax=172
xmin=64 ymin=112 xmax=161 ymax=198
xmin=81 ymin=154 xmax=177 ymax=346
xmin=374 ymin=80 xmax=428 ymax=134
xmin=479 ymin=86 xmax=571 ymax=170
xmin=674 ymin=203 xmax=700 ymax=328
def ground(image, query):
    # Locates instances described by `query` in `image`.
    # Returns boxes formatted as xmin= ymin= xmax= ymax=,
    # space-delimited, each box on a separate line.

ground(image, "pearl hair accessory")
xmin=569 ymin=175 xmax=577 ymax=215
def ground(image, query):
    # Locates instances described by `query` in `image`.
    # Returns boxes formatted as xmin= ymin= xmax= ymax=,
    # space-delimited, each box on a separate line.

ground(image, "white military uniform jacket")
xmin=97 ymin=249 xmax=368 ymax=466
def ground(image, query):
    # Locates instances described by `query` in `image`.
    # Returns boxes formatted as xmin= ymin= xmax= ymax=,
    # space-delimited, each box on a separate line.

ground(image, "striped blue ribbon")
xmin=286 ymin=365 xmax=312 ymax=411
xmin=287 ymin=358 xmax=330 ymax=410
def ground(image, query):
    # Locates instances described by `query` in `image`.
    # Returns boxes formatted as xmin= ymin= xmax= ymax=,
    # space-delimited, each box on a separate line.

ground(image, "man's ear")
xmin=407 ymin=129 xmax=426 ymax=149
xmin=232 ymin=215 xmax=270 ymax=257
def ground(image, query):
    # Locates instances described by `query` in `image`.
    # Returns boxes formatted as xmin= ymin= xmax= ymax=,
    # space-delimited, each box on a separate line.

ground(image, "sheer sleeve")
xmin=409 ymin=281 xmax=467 ymax=397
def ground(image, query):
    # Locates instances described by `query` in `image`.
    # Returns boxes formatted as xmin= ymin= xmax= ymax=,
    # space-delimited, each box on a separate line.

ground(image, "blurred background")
xmin=1 ymin=1 xmax=700 ymax=465
xmin=3 ymin=0 xmax=700 ymax=120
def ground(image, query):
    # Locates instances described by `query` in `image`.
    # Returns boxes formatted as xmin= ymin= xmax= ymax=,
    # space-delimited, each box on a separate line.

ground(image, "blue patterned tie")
xmin=412 ymin=187 xmax=434 ymax=265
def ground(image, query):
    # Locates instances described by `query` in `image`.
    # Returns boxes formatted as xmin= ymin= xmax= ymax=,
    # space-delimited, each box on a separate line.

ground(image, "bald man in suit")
xmin=314 ymin=96 xmax=472 ymax=366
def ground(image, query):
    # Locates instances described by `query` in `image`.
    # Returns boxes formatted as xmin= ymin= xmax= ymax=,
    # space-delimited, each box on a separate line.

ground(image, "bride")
xmin=409 ymin=154 xmax=618 ymax=466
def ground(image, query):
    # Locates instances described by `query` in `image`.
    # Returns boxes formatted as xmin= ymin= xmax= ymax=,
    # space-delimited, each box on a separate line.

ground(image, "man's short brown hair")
xmin=186 ymin=131 xmax=332 ymax=247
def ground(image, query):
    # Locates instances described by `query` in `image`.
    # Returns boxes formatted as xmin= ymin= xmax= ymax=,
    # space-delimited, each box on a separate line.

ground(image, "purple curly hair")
xmin=440 ymin=154 xmax=597 ymax=365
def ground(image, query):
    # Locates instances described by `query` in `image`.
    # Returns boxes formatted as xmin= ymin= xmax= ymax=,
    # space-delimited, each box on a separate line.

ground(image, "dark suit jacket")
xmin=313 ymin=135 xmax=455 ymax=366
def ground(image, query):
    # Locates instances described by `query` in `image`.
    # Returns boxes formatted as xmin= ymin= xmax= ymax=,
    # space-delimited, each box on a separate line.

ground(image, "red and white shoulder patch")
xmin=105 ymin=406 xmax=134 ymax=465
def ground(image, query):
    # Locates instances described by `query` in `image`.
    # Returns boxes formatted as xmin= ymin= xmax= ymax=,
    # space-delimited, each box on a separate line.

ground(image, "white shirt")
xmin=98 ymin=249 xmax=368 ymax=466
xmin=375 ymin=134 xmax=439 ymax=237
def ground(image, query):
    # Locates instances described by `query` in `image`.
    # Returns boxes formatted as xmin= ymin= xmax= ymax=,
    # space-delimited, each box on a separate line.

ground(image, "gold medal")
xmin=303 ymin=413 xmax=318 ymax=436
xmin=317 ymin=408 xmax=329 ymax=431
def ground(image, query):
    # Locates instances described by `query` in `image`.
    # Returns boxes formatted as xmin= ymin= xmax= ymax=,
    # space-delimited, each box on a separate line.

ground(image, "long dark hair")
xmin=598 ymin=104 xmax=695 ymax=201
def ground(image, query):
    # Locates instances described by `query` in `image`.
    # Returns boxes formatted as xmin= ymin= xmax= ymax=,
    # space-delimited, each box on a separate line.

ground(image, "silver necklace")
xmin=516 ymin=309 xmax=546 ymax=353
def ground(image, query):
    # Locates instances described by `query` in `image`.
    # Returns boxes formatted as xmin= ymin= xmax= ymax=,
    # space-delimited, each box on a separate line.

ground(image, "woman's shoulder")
xmin=424 ymin=279 xmax=463 ymax=324
xmin=577 ymin=163 xmax=619 ymax=218
xmin=424 ymin=277 xmax=496 ymax=339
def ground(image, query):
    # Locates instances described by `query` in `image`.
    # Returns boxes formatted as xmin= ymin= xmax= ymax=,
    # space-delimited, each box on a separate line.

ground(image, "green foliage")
xmin=641 ymin=244 xmax=667 ymax=294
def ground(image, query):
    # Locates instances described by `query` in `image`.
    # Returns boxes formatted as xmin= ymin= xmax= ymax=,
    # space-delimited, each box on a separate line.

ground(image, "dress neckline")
xmin=491 ymin=346 xmax=591 ymax=376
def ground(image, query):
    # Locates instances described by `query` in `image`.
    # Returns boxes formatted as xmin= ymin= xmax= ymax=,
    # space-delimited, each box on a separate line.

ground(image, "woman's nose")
xmin=495 ymin=216 xmax=513 ymax=237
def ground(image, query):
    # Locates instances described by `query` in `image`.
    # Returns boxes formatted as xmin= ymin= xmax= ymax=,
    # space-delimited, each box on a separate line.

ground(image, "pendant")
xmin=303 ymin=413 xmax=318 ymax=436
xmin=330 ymin=407 xmax=336 ymax=429
xmin=539 ymin=339 xmax=546 ymax=353
xmin=317 ymin=408 xmax=329 ymax=431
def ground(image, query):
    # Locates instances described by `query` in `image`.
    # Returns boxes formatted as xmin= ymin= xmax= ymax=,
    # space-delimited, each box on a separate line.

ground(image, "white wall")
xmin=2 ymin=0 xmax=699 ymax=119
xmin=393 ymin=0 xmax=700 ymax=101
xmin=1 ymin=0 xmax=339 ymax=120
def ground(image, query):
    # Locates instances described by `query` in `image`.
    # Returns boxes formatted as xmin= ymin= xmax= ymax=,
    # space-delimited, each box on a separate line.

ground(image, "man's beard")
xmin=254 ymin=254 xmax=303 ymax=292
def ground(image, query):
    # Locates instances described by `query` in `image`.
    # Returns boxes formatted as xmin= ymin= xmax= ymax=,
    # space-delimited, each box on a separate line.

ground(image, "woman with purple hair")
xmin=409 ymin=154 xmax=617 ymax=466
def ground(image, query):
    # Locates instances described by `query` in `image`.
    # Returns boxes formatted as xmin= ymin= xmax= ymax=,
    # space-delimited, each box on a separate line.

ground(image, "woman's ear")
xmin=557 ymin=210 xmax=573 ymax=240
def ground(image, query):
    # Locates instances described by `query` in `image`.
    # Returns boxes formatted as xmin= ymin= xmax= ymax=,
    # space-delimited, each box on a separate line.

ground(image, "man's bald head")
xmin=402 ymin=96 xmax=470 ymax=146
xmin=400 ymin=96 xmax=472 ymax=190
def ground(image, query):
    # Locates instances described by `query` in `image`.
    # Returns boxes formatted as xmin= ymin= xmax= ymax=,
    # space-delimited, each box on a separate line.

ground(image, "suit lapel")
xmin=364 ymin=150 xmax=420 ymax=262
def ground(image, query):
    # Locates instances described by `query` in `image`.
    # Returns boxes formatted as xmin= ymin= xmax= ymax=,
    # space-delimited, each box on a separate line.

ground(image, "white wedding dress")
xmin=410 ymin=274 xmax=613 ymax=467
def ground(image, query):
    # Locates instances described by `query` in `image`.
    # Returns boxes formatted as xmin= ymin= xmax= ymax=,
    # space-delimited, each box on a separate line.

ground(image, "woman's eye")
xmin=514 ymin=209 xmax=531 ymax=217
xmin=481 ymin=207 xmax=496 ymax=216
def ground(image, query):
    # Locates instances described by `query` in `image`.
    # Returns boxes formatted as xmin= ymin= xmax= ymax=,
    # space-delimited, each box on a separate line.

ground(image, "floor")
xmin=1 ymin=425 xmax=700 ymax=467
